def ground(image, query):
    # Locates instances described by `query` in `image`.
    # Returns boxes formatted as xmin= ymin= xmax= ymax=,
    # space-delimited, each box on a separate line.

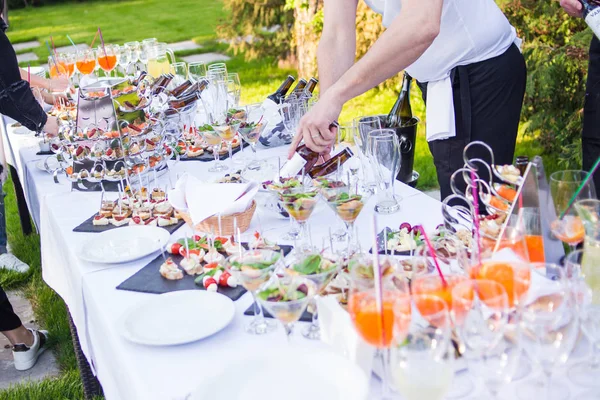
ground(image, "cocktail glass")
xmin=466 ymin=260 xmax=531 ymax=309
xmin=213 ymin=120 xmax=241 ymax=171
xmin=256 ymin=274 xmax=317 ymax=340
xmin=200 ymin=126 xmax=227 ymax=172
xmin=238 ymin=103 xmax=268 ymax=171
xmin=285 ymin=251 xmax=339 ymax=340
xmin=96 ymin=44 xmax=118 ymax=77
xmin=278 ymin=188 xmax=320 ymax=253
xmin=224 ymin=249 xmax=283 ymax=335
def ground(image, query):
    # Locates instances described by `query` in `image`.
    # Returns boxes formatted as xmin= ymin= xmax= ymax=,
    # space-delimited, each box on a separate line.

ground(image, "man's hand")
xmin=560 ymin=0 xmax=583 ymax=17
xmin=288 ymin=91 xmax=342 ymax=159
xmin=43 ymin=116 xmax=59 ymax=137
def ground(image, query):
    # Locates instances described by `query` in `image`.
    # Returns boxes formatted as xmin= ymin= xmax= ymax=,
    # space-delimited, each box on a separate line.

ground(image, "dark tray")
xmin=177 ymin=144 xmax=241 ymax=162
xmin=73 ymin=214 xmax=185 ymax=234
xmin=369 ymin=227 xmax=411 ymax=256
xmin=244 ymin=304 xmax=313 ymax=323
xmin=116 ymin=243 xmax=294 ymax=300
xmin=36 ymin=150 xmax=54 ymax=156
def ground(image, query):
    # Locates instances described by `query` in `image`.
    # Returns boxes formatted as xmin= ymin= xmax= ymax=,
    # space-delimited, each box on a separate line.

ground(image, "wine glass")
xmin=58 ymin=52 xmax=75 ymax=79
xmin=117 ymin=45 xmax=131 ymax=77
xmin=348 ymin=254 xmax=411 ymax=398
xmin=170 ymin=61 xmax=188 ymax=88
xmin=124 ymin=41 xmax=140 ymax=73
xmin=549 ymin=170 xmax=597 ymax=253
xmin=96 ymin=44 xmax=118 ymax=77
xmin=564 ymin=249 xmax=600 ymax=394
xmin=411 ymin=274 xmax=469 ymax=313
xmin=278 ymin=187 xmax=320 ymax=253
xmin=452 ymin=279 xmax=522 ymax=400
xmin=465 ymin=259 xmax=532 ymax=309
xmin=285 ymin=250 xmax=339 ymax=340
xmin=367 ymin=129 xmax=401 ymax=214
xmin=224 ymin=249 xmax=283 ymax=335
xmin=391 ymin=297 xmax=454 ymax=400
xmin=188 ymin=62 xmax=207 ymax=81
xmin=76 ymin=49 xmax=96 ymax=78
xmin=48 ymin=55 xmax=68 ymax=79
xmin=517 ymin=263 xmax=579 ymax=400
xmin=238 ymin=103 xmax=268 ymax=170
xmin=197 ymin=125 xmax=226 ymax=172
xmin=256 ymin=274 xmax=317 ymax=341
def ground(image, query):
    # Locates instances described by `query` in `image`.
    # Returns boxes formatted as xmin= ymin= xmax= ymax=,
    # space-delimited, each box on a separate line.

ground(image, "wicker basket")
xmin=177 ymin=201 xmax=257 ymax=236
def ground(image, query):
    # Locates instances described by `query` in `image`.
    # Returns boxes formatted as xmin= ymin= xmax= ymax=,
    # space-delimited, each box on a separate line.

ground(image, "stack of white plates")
xmin=29 ymin=66 xmax=46 ymax=79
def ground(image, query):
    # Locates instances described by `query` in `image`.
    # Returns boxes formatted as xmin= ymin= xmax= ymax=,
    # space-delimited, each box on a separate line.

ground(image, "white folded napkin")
xmin=425 ymin=76 xmax=456 ymax=143
xmin=167 ymin=174 xmax=257 ymax=225
xmin=316 ymin=295 xmax=375 ymax=377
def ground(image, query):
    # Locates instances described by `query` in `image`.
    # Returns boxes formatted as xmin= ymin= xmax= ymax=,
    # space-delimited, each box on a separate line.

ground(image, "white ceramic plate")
xmin=120 ymin=291 xmax=234 ymax=346
xmin=77 ymin=226 xmax=170 ymax=264
xmin=191 ymin=348 xmax=370 ymax=400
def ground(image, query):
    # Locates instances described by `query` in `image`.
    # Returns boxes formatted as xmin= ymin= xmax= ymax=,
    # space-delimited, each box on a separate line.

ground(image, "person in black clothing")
xmin=561 ymin=0 xmax=600 ymax=198
xmin=0 ymin=4 xmax=51 ymax=371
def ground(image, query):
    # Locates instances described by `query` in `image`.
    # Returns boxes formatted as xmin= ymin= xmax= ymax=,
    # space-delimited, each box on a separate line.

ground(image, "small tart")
xmin=159 ymin=258 xmax=183 ymax=280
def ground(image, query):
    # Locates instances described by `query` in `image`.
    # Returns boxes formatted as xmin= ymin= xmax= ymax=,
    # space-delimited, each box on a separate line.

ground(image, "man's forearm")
xmin=328 ymin=0 xmax=442 ymax=104
xmin=317 ymin=33 xmax=356 ymax=95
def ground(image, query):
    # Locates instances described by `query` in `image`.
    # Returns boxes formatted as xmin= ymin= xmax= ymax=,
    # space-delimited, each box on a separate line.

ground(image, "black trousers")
xmin=417 ymin=44 xmax=527 ymax=200
xmin=583 ymin=36 xmax=600 ymax=198
xmin=0 ymin=285 xmax=21 ymax=331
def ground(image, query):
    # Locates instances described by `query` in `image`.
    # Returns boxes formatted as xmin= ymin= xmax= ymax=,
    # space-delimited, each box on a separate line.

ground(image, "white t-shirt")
xmin=363 ymin=0 xmax=519 ymax=141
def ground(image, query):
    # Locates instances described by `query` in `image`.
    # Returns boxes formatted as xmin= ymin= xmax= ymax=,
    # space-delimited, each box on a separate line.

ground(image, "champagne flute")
xmin=227 ymin=72 xmax=241 ymax=107
xmin=170 ymin=61 xmax=188 ymax=88
xmin=367 ymin=129 xmax=401 ymax=214
xmin=124 ymin=41 xmax=140 ymax=74
xmin=224 ymin=249 xmax=282 ymax=335
xmin=549 ymin=170 xmax=597 ymax=253
xmin=517 ymin=263 xmax=579 ymax=400
xmin=565 ymin=249 xmax=600 ymax=394
xmin=391 ymin=295 xmax=453 ymax=400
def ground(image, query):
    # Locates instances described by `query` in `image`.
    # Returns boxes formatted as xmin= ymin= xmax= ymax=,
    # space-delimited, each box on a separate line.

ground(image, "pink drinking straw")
xmin=470 ymin=170 xmax=482 ymax=268
xmin=97 ymin=27 xmax=108 ymax=61
xmin=371 ymin=216 xmax=385 ymax=346
xmin=419 ymin=226 xmax=448 ymax=288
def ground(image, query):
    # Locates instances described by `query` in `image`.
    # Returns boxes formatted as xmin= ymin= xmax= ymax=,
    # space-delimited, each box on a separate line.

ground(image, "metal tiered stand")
xmin=442 ymin=141 xmax=564 ymax=264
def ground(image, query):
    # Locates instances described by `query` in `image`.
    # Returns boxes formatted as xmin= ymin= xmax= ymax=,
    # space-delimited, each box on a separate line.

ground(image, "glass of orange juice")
xmin=549 ymin=170 xmax=597 ymax=252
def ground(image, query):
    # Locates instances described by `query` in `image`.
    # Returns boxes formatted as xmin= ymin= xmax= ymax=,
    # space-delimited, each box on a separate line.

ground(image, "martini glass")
xmin=238 ymin=103 xmax=268 ymax=171
xmin=224 ymin=249 xmax=283 ymax=335
xmin=278 ymin=187 xmax=320 ymax=253
xmin=285 ymin=251 xmax=340 ymax=340
xmin=200 ymin=125 xmax=227 ymax=172
xmin=213 ymin=119 xmax=241 ymax=171
xmin=256 ymin=274 xmax=317 ymax=341
xmin=265 ymin=177 xmax=303 ymax=241
xmin=324 ymin=182 xmax=371 ymax=253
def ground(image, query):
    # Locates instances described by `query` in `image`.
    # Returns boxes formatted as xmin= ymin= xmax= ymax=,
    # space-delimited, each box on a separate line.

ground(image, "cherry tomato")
xmin=170 ymin=243 xmax=182 ymax=254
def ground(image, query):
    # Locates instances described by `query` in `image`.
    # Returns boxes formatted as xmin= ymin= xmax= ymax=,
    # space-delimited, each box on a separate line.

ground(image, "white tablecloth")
xmin=1 ymin=119 xmax=594 ymax=399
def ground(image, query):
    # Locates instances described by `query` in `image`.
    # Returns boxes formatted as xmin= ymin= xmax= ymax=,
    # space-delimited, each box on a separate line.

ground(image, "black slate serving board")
xmin=116 ymin=243 xmax=294 ymax=300
xmin=177 ymin=145 xmax=241 ymax=162
xmin=244 ymin=304 xmax=313 ymax=323
xmin=369 ymin=227 xmax=411 ymax=256
xmin=36 ymin=150 xmax=54 ymax=156
xmin=73 ymin=215 xmax=185 ymax=234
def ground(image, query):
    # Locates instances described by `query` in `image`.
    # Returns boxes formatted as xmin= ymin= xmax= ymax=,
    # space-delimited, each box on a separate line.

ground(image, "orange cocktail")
xmin=452 ymin=279 xmax=508 ymax=326
xmin=49 ymin=63 xmax=67 ymax=78
xmin=76 ymin=59 xmax=96 ymax=75
xmin=551 ymin=216 xmax=585 ymax=246
xmin=525 ymin=235 xmax=545 ymax=263
xmin=348 ymin=291 xmax=411 ymax=348
xmin=97 ymin=54 xmax=117 ymax=72
xmin=470 ymin=261 xmax=531 ymax=307
xmin=411 ymin=274 xmax=467 ymax=311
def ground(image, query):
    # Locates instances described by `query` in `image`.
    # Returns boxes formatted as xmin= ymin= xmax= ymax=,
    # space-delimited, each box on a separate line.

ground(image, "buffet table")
xmin=1 ymin=118 xmax=594 ymax=400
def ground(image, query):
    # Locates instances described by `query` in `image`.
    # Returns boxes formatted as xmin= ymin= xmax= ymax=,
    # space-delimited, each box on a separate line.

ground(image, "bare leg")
xmin=1 ymin=325 xmax=34 ymax=346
